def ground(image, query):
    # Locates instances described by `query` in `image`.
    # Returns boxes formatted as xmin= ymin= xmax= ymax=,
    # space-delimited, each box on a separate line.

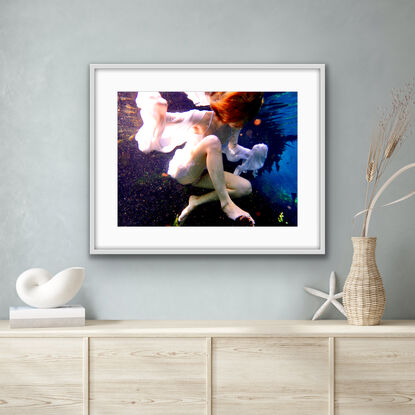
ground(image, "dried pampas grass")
xmin=358 ymin=81 xmax=415 ymax=237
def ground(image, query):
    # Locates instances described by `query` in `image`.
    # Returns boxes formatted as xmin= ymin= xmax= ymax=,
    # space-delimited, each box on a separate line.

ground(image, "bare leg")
xmin=178 ymin=172 xmax=254 ymax=223
xmin=174 ymin=135 xmax=254 ymax=223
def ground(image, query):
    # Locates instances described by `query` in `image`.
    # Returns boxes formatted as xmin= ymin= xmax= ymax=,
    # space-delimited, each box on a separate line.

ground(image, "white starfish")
xmin=304 ymin=271 xmax=346 ymax=320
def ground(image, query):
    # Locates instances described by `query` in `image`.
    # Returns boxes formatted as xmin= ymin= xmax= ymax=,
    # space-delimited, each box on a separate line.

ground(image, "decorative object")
xmin=16 ymin=267 xmax=85 ymax=308
xmin=9 ymin=305 xmax=85 ymax=328
xmin=343 ymin=237 xmax=385 ymax=326
xmin=90 ymin=64 xmax=325 ymax=254
xmin=304 ymin=271 xmax=346 ymax=320
xmin=344 ymin=82 xmax=414 ymax=325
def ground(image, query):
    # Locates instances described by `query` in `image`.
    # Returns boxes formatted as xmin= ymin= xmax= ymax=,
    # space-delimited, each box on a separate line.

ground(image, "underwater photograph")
xmin=118 ymin=91 xmax=297 ymax=227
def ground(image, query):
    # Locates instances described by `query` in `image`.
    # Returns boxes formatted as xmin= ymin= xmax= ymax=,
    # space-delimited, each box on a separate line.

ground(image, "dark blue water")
xmin=239 ymin=92 xmax=298 ymax=222
xmin=260 ymin=141 xmax=297 ymax=203
xmin=262 ymin=92 xmax=298 ymax=137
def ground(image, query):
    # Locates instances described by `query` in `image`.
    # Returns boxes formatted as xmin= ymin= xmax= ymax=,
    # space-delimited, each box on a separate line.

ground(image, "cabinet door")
xmin=213 ymin=337 xmax=328 ymax=415
xmin=89 ymin=338 xmax=207 ymax=415
xmin=336 ymin=338 xmax=415 ymax=415
xmin=0 ymin=337 xmax=83 ymax=414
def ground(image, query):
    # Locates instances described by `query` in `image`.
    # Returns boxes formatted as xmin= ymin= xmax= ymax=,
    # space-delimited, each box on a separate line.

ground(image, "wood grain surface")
xmin=335 ymin=338 xmax=415 ymax=415
xmin=89 ymin=337 xmax=207 ymax=414
xmin=1 ymin=322 xmax=415 ymax=415
xmin=0 ymin=337 xmax=83 ymax=414
xmin=3 ymin=320 xmax=415 ymax=338
xmin=212 ymin=337 xmax=329 ymax=415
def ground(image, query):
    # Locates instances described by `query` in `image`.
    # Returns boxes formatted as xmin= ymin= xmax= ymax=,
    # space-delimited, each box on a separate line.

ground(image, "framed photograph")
xmin=90 ymin=64 xmax=325 ymax=254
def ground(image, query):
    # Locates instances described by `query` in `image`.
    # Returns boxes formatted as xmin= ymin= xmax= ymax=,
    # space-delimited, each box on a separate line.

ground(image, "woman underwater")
xmin=135 ymin=91 xmax=268 ymax=225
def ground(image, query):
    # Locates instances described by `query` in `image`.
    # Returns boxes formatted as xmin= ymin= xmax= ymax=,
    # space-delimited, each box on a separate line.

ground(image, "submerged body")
xmin=135 ymin=92 xmax=268 ymax=224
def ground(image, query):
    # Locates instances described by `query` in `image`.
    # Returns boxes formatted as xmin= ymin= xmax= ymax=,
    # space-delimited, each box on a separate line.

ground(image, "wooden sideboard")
xmin=1 ymin=320 xmax=415 ymax=414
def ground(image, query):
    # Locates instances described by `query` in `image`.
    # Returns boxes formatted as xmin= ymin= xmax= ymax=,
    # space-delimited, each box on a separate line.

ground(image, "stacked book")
xmin=9 ymin=305 xmax=85 ymax=328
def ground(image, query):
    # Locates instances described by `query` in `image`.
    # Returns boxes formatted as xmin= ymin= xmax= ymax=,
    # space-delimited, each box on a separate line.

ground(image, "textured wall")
xmin=1 ymin=0 xmax=414 ymax=320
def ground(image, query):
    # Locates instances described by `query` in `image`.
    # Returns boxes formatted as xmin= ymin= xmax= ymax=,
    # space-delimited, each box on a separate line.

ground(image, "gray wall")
xmin=1 ymin=0 xmax=414 ymax=320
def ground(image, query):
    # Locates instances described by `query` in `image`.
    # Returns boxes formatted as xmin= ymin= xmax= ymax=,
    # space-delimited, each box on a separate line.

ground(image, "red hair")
xmin=208 ymin=92 xmax=263 ymax=124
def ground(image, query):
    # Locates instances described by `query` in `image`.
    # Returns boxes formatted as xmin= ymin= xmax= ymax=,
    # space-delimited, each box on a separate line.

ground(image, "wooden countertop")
xmin=1 ymin=320 xmax=415 ymax=337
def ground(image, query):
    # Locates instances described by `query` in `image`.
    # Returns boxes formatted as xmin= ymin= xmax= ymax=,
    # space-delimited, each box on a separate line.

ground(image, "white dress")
xmin=134 ymin=92 xmax=268 ymax=179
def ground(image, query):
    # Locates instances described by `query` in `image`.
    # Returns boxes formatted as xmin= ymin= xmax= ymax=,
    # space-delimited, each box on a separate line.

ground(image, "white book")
xmin=9 ymin=305 xmax=85 ymax=328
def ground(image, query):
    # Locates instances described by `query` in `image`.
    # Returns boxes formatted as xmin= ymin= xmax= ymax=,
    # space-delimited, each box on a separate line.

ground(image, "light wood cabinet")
xmin=1 ymin=320 xmax=415 ymax=415
xmin=213 ymin=338 xmax=328 ymax=415
xmin=0 ymin=337 xmax=83 ymax=414
xmin=89 ymin=338 xmax=207 ymax=415
xmin=335 ymin=338 xmax=415 ymax=415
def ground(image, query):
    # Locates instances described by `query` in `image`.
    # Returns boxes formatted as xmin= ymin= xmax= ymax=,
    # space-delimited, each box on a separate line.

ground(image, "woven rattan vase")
xmin=343 ymin=237 xmax=385 ymax=326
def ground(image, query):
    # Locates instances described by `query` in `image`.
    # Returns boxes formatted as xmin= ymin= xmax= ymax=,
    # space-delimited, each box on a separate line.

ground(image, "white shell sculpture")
xmin=16 ymin=267 xmax=85 ymax=308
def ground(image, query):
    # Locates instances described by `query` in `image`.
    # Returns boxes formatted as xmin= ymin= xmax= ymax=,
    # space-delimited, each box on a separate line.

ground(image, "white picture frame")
xmin=90 ymin=64 xmax=325 ymax=254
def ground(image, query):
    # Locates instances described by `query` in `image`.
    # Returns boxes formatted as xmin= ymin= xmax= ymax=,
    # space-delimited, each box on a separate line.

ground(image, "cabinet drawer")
xmin=89 ymin=337 xmax=207 ymax=415
xmin=336 ymin=338 xmax=415 ymax=415
xmin=212 ymin=337 xmax=328 ymax=415
xmin=0 ymin=337 xmax=83 ymax=415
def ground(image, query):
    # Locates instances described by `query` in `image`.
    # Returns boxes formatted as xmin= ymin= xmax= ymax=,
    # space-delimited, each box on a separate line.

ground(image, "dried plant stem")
xmin=364 ymin=163 xmax=415 ymax=236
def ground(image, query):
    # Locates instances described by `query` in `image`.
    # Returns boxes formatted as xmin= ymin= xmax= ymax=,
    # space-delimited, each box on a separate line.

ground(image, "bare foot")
xmin=222 ymin=201 xmax=255 ymax=225
xmin=178 ymin=195 xmax=200 ymax=223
